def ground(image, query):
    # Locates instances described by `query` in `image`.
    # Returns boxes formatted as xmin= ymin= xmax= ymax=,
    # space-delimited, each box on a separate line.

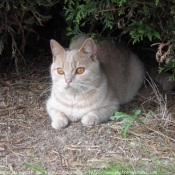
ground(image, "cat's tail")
xmin=145 ymin=64 xmax=175 ymax=91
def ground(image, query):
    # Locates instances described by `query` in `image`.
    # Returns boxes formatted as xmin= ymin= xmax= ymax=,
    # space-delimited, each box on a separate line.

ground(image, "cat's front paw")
xmin=51 ymin=116 xmax=69 ymax=130
xmin=81 ymin=115 xmax=100 ymax=126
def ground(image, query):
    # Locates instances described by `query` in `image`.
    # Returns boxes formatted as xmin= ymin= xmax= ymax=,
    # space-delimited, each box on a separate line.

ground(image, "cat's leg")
xmin=81 ymin=104 xmax=118 ymax=126
xmin=50 ymin=111 xmax=69 ymax=130
xmin=47 ymin=102 xmax=69 ymax=129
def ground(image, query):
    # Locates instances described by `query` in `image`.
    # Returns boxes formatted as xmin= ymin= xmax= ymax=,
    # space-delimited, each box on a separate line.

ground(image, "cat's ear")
xmin=50 ymin=39 xmax=65 ymax=60
xmin=79 ymin=38 xmax=97 ymax=60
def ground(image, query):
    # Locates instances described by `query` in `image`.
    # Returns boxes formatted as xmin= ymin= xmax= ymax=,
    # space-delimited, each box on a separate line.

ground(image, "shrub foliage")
xmin=0 ymin=0 xmax=59 ymax=57
xmin=64 ymin=0 xmax=175 ymax=79
xmin=65 ymin=0 xmax=175 ymax=43
xmin=1 ymin=0 xmax=175 ymax=79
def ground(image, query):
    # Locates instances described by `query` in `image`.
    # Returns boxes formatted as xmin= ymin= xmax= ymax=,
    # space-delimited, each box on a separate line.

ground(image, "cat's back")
xmin=70 ymin=36 xmax=131 ymax=65
xmin=97 ymin=39 xmax=145 ymax=104
xmin=70 ymin=36 xmax=144 ymax=104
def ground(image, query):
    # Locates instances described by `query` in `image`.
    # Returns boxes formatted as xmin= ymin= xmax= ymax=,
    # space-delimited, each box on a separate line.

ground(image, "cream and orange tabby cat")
xmin=46 ymin=36 xmax=145 ymax=129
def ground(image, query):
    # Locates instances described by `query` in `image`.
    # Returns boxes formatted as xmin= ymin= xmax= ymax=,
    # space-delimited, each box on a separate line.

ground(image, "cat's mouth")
xmin=65 ymin=84 xmax=70 ymax=89
xmin=65 ymin=84 xmax=73 ymax=89
xmin=64 ymin=84 xmax=79 ymax=93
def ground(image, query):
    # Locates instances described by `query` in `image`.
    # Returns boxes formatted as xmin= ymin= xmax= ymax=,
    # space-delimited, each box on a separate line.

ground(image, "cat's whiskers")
xmin=38 ymin=87 xmax=52 ymax=102
xmin=76 ymin=82 xmax=103 ymax=92
xmin=40 ymin=87 xmax=52 ymax=94
xmin=76 ymin=86 xmax=90 ymax=105
xmin=87 ymin=75 xmax=105 ymax=82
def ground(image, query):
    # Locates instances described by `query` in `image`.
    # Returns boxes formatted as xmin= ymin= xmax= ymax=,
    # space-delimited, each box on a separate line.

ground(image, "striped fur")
xmin=47 ymin=36 xmax=145 ymax=129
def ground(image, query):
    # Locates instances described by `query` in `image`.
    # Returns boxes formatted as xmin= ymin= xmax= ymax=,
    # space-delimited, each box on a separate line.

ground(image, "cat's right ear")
xmin=50 ymin=39 xmax=65 ymax=60
xmin=79 ymin=38 xmax=97 ymax=61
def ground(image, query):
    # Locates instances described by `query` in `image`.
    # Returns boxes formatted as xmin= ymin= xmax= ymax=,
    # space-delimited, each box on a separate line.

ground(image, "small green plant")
xmin=25 ymin=163 xmax=48 ymax=175
xmin=110 ymin=109 xmax=147 ymax=138
xmin=89 ymin=166 xmax=122 ymax=175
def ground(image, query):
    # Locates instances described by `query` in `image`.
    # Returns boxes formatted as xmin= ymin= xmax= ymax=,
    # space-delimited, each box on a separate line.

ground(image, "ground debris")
xmin=0 ymin=64 xmax=175 ymax=174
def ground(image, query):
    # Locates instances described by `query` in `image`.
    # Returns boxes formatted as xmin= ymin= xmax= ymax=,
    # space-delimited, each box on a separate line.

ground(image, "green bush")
xmin=1 ymin=0 xmax=175 ymax=79
xmin=65 ymin=0 xmax=175 ymax=43
xmin=64 ymin=0 xmax=175 ymax=79
xmin=0 ymin=0 xmax=59 ymax=57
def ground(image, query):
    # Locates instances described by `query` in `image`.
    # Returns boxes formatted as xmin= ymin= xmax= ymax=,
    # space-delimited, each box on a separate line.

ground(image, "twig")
xmin=0 ymin=105 xmax=26 ymax=115
xmin=70 ymin=145 xmax=100 ymax=148
xmin=143 ymin=124 xmax=175 ymax=142
xmin=151 ymin=41 xmax=175 ymax=62
xmin=52 ymin=150 xmax=65 ymax=172
xmin=109 ymin=136 xmax=132 ymax=140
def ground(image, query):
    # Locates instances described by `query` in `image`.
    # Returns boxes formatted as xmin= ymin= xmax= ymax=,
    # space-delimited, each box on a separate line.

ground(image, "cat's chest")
xmin=52 ymin=92 xmax=97 ymax=121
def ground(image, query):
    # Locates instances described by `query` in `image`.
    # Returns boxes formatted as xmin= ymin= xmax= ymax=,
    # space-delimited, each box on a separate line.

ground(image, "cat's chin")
xmin=64 ymin=84 xmax=73 ymax=90
xmin=63 ymin=86 xmax=78 ymax=94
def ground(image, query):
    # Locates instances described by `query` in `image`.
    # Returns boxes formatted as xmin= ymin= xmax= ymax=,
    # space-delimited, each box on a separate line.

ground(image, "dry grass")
xmin=0 ymin=61 xmax=175 ymax=175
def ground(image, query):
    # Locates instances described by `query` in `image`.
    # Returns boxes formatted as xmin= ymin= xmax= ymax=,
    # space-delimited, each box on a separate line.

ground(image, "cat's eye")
xmin=76 ymin=67 xmax=85 ymax=74
xmin=57 ymin=68 xmax=64 ymax=75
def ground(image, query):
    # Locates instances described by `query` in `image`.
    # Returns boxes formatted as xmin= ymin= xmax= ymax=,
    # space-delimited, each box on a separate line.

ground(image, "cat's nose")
xmin=66 ymin=79 xmax=72 ymax=84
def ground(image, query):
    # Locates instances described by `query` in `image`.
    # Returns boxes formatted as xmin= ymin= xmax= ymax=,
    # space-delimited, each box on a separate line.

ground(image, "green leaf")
xmin=155 ymin=0 xmax=159 ymax=6
xmin=110 ymin=109 xmax=147 ymax=138
xmin=110 ymin=116 xmax=116 ymax=120
xmin=25 ymin=164 xmax=48 ymax=175
xmin=134 ymin=109 xmax=141 ymax=116
xmin=121 ymin=123 xmax=133 ymax=138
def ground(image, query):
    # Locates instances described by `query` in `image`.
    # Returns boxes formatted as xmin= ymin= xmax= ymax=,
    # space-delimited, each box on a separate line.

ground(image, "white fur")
xmin=47 ymin=36 xmax=144 ymax=129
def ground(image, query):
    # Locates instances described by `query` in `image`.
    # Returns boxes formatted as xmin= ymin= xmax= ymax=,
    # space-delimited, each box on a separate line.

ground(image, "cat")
xmin=46 ymin=35 xmax=145 ymax=129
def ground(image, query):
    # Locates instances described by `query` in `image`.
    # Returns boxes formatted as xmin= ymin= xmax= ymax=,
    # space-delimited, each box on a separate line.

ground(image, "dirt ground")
xmin=0 ymin=57 xmax=175 ymax=175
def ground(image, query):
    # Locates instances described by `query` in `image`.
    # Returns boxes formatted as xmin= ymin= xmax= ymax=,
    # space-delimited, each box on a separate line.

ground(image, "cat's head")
xmin=50 ymin=38 xmax=101 ymax=93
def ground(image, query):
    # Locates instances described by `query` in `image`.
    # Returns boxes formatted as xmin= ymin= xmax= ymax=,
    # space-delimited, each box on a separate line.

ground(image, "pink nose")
xmin=66 ymin=79 xmax=72 ymax=84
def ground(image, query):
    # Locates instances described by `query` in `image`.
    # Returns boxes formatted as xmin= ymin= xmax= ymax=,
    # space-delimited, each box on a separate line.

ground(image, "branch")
xmin=151 ymin=41 xmax=175 ymax=63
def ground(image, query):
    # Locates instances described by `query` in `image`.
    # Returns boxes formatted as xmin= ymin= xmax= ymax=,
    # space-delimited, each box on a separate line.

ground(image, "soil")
xmin=0 ymin=56 xmax=175 ymax=175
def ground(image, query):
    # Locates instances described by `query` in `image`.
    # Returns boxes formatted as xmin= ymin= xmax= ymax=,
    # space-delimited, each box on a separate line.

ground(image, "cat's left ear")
xmin=50 ymin=39 xmax=65 ymax=60
xmin=79 ymin=38 xmax=97 ymax=60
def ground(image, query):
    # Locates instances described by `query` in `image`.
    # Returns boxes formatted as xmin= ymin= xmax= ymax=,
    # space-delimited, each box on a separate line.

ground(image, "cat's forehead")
xmin=54 ymin=49 xmax=78 ymax=63
xmin=54 ymin=49 xmax=91 ymax=68
xmin=65 ymin=49 xmax=91 ymax=64
xmin=66 ymin=49 xmax=79 ymax=62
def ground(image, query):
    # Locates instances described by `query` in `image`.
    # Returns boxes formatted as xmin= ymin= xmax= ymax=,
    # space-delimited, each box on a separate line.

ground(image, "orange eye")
xmin=76 ymin=67 xmax=85 ymax=74
xmin=57 ymin=68 xmax=64 ymax=75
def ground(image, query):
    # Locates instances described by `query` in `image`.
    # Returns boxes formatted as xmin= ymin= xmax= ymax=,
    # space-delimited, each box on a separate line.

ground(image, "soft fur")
xmin=47 ymin=36 xmax=145 ymax=129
